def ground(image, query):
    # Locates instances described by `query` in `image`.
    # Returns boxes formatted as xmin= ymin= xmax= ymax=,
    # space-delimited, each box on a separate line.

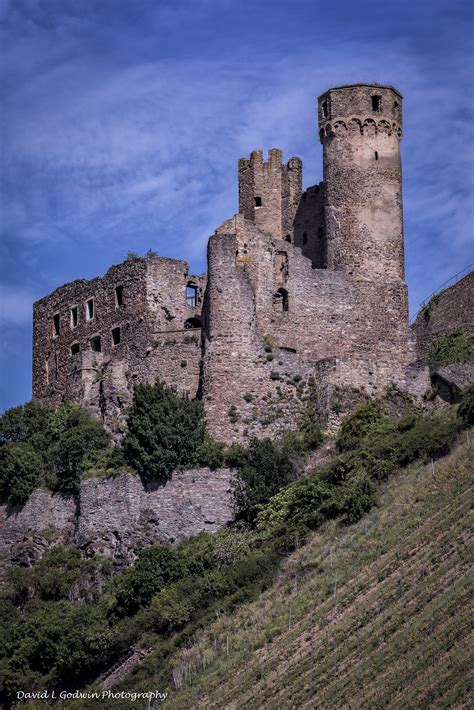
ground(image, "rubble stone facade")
xmin=32 ymin=83 xmax=473 ymax=443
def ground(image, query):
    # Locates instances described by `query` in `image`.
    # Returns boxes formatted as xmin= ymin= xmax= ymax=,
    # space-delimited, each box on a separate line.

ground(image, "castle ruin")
xmin=32 ymin=83 xmax=471 ymax=442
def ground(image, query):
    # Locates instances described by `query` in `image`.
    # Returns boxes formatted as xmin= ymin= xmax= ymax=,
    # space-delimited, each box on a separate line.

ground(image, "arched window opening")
xmin=186 ymin=284 xmax=197 ymax=307
xmin=184 ymin=316 xmax=202 ymax=329
xmin=273 ymin=288 xmax=288 ymax=313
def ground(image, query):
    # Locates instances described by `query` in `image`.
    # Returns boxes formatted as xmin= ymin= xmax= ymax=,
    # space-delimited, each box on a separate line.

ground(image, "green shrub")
xmin=458 ymin=384 xmax=474 ymax=426
xmin=113 ymin=545 xmax=183 ymax=617
xmin=233 ymin=438 xmax=293 ymax=523
xmin=429 ymin=328 xmax=474 ymax=370
xmin=0 ymin=442 xmax=45 ymax=503
xmin=123 ymin=380 xmax=206 ymax=481
xmin=50 ymin=408 xmax=110 ymax=492
xmin=336 ymin=401 xmax=384 ymax=451
xmin=195 ymin=435 xmax=226 ymax=469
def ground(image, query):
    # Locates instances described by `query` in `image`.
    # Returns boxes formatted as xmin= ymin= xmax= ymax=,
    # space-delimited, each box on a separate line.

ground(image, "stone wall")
xmin=411 ymin=271 xmax=474 ymax=362
xmin=33 ymin=257 xmax=206 ymax=437
xmin=0 ymin=468 xmax=235 ymax=569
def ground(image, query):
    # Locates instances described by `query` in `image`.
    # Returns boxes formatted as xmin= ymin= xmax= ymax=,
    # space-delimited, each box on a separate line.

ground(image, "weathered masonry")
xmin=33 ymin=257 xmax=206 ymax=438
xmin=33 ymin=83 xmax=473 ymax=442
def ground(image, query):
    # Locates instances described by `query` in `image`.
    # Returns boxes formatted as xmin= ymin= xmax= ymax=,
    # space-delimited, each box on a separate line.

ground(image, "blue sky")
xmin=1 ymin=0 xmax=473 ymax=411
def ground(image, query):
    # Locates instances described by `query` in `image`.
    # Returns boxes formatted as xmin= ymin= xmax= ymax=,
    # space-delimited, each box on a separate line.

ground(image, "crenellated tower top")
xmin=238 ymin=148 xmax=302 ymax=241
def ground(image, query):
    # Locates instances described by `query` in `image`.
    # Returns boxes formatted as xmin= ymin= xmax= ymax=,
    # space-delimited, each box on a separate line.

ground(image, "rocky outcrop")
xmin=0 ymin=468 xmax=235 ymax=571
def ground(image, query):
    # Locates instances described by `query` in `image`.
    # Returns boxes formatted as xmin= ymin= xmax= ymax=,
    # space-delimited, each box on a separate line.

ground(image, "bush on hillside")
xmin=429 ymin=328 xmax=474 ymax=371
xmin=336 ymin=400 xmax=384 ymax=451
xmin=458 ymin=384 xmax=474 ymax=427
xmin=0 ymin=442 xmax=45 ymax=503
xmin=122 ymin=380 xmax=206 ymax=481
xmin=0 ymin=402 xmax=113 ymax=499
xmin=232 ymin=438 xmax=293 ymax=523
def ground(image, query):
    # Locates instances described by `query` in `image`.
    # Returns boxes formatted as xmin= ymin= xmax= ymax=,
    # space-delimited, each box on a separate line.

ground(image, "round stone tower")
xmin=318 ymin=84 xmax=404 ymax=279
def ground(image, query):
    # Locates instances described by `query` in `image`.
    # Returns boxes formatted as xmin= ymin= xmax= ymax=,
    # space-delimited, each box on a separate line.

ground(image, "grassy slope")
xmin=162 ymin=436 xmax=473 ymax=709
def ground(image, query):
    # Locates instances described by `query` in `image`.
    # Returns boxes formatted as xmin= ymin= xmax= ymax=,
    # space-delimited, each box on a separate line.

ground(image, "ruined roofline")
xmin=33 ymin=254 xmax=202 ymax=306
xmin=238 ymin=148 xmax=301 ymax=168
xmin=318 ymin=83 xmax=402 ymax=99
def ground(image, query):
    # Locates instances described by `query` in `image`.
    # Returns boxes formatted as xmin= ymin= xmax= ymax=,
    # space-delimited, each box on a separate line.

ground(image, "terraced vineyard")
xmin=165 ymin=437 xmax=473 ymax=709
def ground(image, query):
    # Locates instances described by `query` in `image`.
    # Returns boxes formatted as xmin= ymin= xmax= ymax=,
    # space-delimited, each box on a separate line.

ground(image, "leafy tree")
xmin=113 ymin=544 xmax=183 ymax=617
xmin=0 ymin=401 xmax=52 ymax=447
xmin=123 ymin=380 xmax=206 ymax=481
xmin=50 ymin=408 xmax=110 ymax=492
xmin=0 ymin=442 xmax=45 ymax=503
xmin=233 ymin=438 xmax=293 ymax=523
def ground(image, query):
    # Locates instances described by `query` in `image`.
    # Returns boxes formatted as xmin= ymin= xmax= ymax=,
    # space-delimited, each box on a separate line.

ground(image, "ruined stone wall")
xmin=0 ymin=468 xmax=235 ymax=569
xmin=411 ymin=271 xmax=474 ymax=362
xmin=293 ymin=183 xmax=326 ymax=269
xmin=202 ymin=211 xmax=413 ymax=441
xmin=318 ymin=84 xmax=404 ymax=280
xmin=33 ymin=257 xmax=205 ymax=436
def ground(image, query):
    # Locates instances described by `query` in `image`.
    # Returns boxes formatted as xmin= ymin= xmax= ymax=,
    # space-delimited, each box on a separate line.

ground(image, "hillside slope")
xmin=163 ymin=436 xmax=473 ymax=709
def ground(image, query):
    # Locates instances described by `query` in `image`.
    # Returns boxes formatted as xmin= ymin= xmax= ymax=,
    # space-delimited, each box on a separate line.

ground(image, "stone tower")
xmin=238 ymin=149 xmax=302 ymax=241
xmin=318 ymin=84 xmax=404 ymax=279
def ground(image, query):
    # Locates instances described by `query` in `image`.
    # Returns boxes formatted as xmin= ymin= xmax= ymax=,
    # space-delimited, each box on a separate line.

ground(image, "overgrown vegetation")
xmin=122 ymin=380 xmax=206 ymax=481
xmin=0 ymin=403 xmax=117 ymax=502
xmin=1 ymin=384 xmax=472 ymax=707
xmin=429 ymin=328 xmax=474 ymax=370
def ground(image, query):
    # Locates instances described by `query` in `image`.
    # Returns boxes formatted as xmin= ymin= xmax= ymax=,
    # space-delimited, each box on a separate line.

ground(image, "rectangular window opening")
xmin=115 ymin=285 xmax=124 ymax=307
xmin=371 ymin=95 xmax=382 ymax=112
xmin=112 ymin=327 xmax=121 ymax=345
xmin=70 ymin=306 xmax=78 ymax=328
xmin=90 ymin=336 xmax=101 ymax=352
xmin=86 ymin=298 xmax=94 ymax=321
xmin=71 ymin=343 xmax=80 ymax=355
xmin=53 ymin=313 xmax=60 ymax=337
xmin=255 ymin=196 xmax=262 ymax=207
xmin=374 ymin=151 xmax=379 ymax=160
xmin=322 ymin=100 xmax=328 ymax=118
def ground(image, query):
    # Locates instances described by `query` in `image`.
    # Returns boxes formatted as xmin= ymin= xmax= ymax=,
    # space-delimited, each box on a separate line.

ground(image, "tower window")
xmin=273 ymin=288 xmax=289 ymax=313
xmin=86 ymin=298 xmax=94 ymax=321
xmin=70 ymin=307 xmax=78 ymax=328
xmin=112 ymin=327 xmax=121 ymax=345
xmin=115 ymin=285 xmax=124 ymax=307
xmin=70 ymin=343 xmax=80 ymax=355
xmin=90 ymin=336 xmax=101 ymax=352
xmin=186 ymin=284 xmax=197 ymax=307
xmin=322 ymin=100 xmax=328 ymax=118
xmin=374 ymin=151 xmax=379 ymax=160
xmin=53 ymin=313 xmax=60 ymax=337
xmin=371 ymin=95 xmax=382 ymax=112
xmin=303 ymin=232 xmax=308 ymax=245
xmin=255 ymin=196 xmax=262 ymax=207
xmin=284 ymin=234 xmax=291 ymax=243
